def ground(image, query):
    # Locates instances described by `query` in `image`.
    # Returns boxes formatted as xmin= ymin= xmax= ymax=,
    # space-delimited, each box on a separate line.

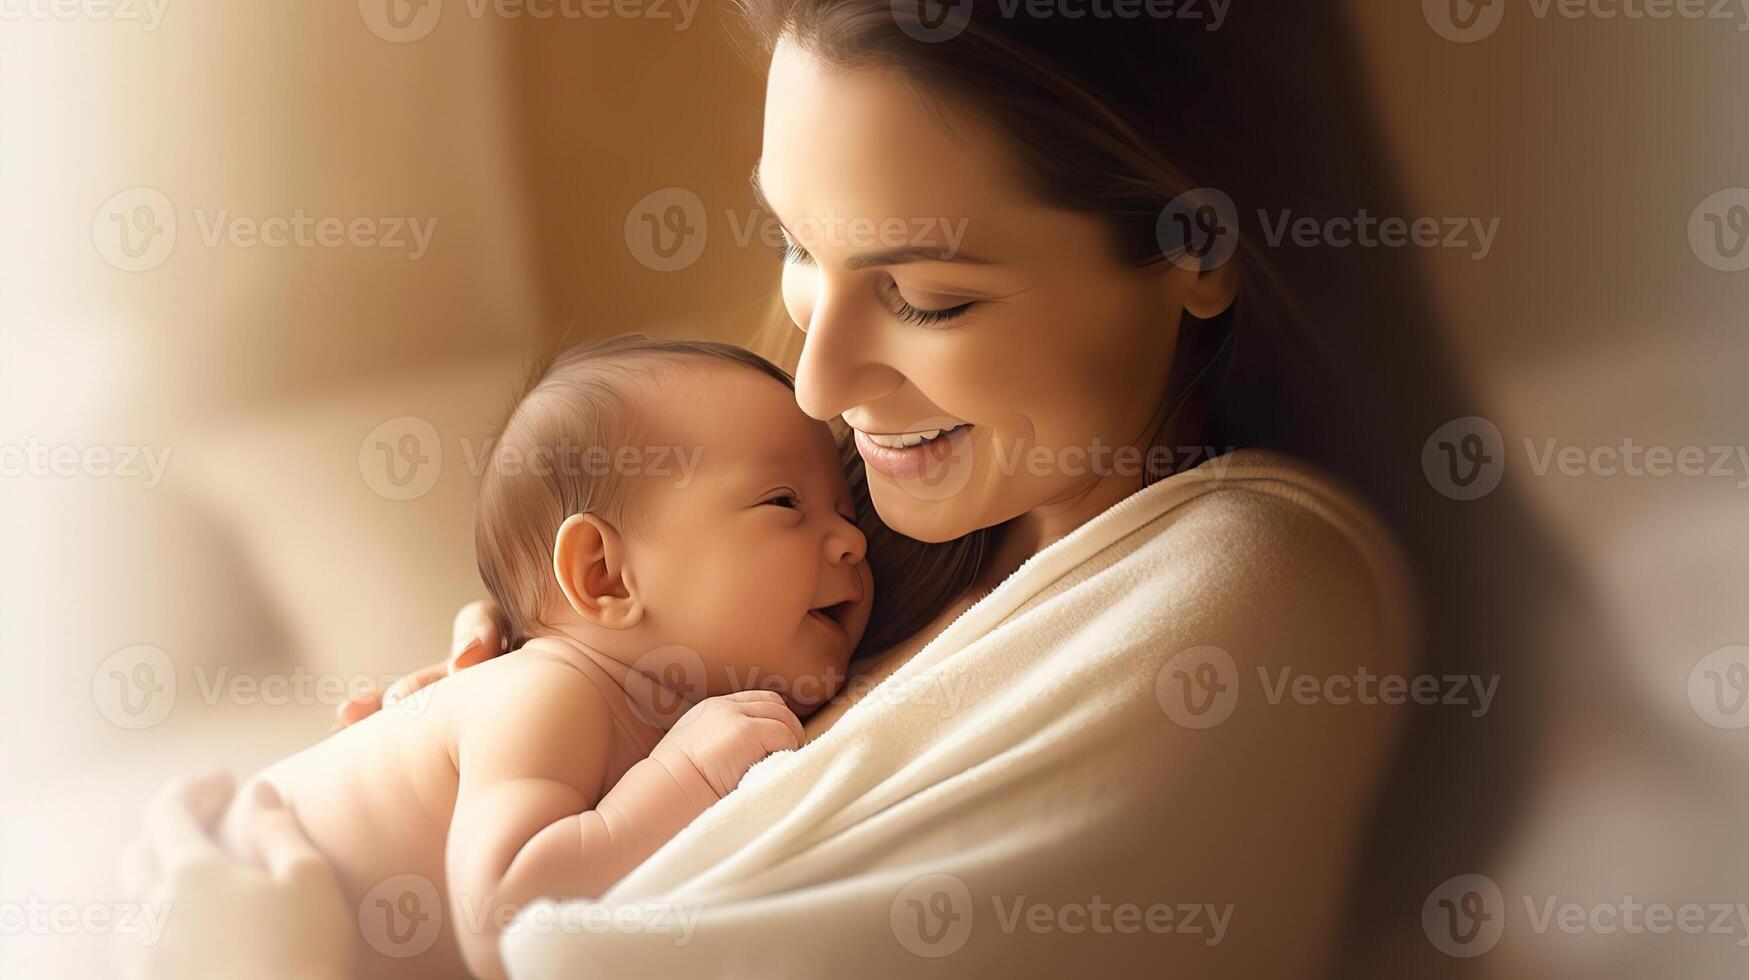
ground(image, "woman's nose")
xmin=792 ymin=287 xmax=894 ymax=423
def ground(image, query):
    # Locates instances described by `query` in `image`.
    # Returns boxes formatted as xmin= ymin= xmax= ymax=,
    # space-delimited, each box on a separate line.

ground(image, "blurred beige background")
xmin=2 ymin=2 xmax=1745 ymax=976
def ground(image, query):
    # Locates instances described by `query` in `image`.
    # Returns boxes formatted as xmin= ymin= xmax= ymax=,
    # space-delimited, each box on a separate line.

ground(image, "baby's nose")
xmin=826 ymin=517 xmax=867 ymax=566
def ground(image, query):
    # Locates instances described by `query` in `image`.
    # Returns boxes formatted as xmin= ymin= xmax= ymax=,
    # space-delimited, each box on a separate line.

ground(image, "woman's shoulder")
xmin=1165 ymin=448 xmax=1395 ymax=538
xmin=1115 ymin=449 xmax=1417 ymax=672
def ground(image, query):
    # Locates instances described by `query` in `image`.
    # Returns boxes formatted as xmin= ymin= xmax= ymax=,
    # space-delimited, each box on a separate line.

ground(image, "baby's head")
xmin=475 ymin=335 xmax=874 ymax=715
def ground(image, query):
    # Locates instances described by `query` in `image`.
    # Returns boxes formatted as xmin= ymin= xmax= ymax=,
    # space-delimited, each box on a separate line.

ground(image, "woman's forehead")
xmin=758 ymin=43 xmax=1028 ymax=233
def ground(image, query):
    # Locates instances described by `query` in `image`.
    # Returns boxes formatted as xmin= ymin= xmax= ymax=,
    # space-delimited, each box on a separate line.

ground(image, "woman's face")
xmin=758 ymin=40 xmax=1239 ymax=543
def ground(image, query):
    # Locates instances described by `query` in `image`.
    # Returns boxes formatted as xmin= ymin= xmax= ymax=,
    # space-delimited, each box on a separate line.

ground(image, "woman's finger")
xmin=117 ymin=838 xmax=160 ymax=902
xmin=381 ymin=661 xmax=448 ymax=706
xmin=143 ymin=770 xmax=234 ymax=874
xmin=451 ymin=599 xmax=505 ymax=666
xmin=335 ymin=688 xmax=383 ymax=728
xmin=235 ymin=782 xmax=331 ymax=884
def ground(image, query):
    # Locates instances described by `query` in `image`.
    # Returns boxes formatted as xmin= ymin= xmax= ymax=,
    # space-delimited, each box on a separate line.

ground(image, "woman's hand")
xmin=116 ymin=771 xmax=355 ymax=980
xmin=335 ymin=599 xmax=508 ymax=728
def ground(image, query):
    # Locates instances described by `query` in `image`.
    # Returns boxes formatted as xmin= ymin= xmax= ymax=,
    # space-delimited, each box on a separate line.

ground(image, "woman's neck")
xmin=976 ymin=468 xmax=1149 ymax=592
xmin=980 ymin=413 xmax=1208 ymax=590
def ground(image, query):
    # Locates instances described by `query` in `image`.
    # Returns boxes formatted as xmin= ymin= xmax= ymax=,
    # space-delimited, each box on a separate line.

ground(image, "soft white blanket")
xmin=504 ymin=450 xmax=1412 ymax=978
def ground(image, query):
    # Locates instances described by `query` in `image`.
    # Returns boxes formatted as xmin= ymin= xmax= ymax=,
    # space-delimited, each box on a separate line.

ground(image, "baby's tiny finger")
xmin=726 ymin=689 xmax=785 ymax=703
xmin=751 ymin=716 xmax=804 ymax=752
xmin=736 ymin=698 xmax=805 ymax=734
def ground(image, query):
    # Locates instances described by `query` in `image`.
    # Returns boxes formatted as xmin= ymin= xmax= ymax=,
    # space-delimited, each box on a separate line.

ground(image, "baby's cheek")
xmin=730 ymin=587 xmax=797 ymax=648
xmin=670 ymin=541 xmax=813 ymax=682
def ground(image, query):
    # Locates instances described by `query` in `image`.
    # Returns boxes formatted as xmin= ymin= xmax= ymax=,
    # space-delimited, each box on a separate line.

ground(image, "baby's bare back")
xmin=221 ymin=648 xmax=661 ymax=980
xmin=225 ymin=678 xmax=470 ymax=980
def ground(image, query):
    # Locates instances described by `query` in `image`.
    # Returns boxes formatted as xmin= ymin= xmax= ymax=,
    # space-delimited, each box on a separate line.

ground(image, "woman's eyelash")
xmin=780 ymin=240 xmax=975 ymax=327
xmin=889 ymin=296 xmax=975 ymax=327
xmin=777 ymin=239 xmax=814 ymax=266
xmin=880 ymin=277 xmax=974 ymax=327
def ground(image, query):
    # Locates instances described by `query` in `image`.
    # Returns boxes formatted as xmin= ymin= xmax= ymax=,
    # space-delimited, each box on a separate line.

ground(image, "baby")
xmin=223 ymin=336 xmax=876 ymax=980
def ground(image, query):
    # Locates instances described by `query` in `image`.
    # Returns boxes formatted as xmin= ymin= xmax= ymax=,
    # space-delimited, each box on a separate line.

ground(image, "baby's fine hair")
xmin=474 ymin=334 xmax=794 ymax=647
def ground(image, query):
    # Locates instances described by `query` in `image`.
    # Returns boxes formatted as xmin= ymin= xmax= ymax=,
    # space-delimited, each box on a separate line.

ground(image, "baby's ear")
xmin=551 ymin=513 xmax=643 ymax=629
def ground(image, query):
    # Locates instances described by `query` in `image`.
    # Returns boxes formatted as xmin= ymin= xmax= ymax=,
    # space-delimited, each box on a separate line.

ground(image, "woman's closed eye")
xmin=777 ymin=235 xmax=976 ymax=327
xmin=877 ymin=276 xmax=975 ymax=327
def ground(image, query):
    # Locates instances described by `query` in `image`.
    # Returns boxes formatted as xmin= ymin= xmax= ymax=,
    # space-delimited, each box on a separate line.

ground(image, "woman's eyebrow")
xmin=749 ymin=159 xmax=776 ymax=215
xmin=844 ymin=246 xmax=992 ymax=269
xmin=749 ymin=159 xmax=993 ymax=268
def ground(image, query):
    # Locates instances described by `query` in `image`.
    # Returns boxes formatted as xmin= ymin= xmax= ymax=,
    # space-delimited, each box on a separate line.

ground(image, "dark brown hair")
xmin=728 ymin=5 xmax=1584 ymax=975
xmin=476 ymin=332 xmax=971 ymax=654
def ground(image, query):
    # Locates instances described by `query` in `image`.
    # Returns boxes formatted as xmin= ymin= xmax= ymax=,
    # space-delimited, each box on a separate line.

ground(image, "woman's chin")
xmin=866 ymin=476 xmax=993 ymax=544
xmin=867 ymin=479 xmax=979 ymax=539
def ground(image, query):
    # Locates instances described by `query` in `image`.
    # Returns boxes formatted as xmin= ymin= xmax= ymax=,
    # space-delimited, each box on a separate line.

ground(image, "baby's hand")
xmin=651 ymin=691 xmax=804 ymax=800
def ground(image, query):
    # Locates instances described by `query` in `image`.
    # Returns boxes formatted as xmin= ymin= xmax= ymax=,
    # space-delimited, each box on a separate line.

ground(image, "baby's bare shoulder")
xmin=448 ymin=645 xmax=620 ymax=779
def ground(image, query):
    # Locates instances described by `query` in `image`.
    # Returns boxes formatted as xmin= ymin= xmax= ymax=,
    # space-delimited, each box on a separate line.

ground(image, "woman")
xmin=119 ymin=4 xmax=1563 ymax=977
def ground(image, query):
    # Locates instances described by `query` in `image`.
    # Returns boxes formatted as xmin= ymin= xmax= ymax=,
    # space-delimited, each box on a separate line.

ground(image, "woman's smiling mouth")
xmin=852 ymin=423 xmax=973 ymax=479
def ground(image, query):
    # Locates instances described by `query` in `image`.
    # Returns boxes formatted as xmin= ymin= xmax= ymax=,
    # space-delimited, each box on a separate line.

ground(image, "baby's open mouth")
xmin=808 ymin=597 xmax=857 ymax=635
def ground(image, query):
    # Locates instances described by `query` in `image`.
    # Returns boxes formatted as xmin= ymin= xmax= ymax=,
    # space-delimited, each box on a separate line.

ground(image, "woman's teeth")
xmin=860 ymin=424 xmax=965 ymax=450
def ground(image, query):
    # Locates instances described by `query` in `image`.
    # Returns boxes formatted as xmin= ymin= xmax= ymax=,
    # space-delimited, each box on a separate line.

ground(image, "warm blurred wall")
xmin=2 ymin=2 xmax=1746 ymax=978
xmin=503 ymin=9 xmax=776 ymax=340
xmin=1 ymin=6 xmax=769 ymax=977
xmin=3 ymin=1 xmax=543 ymax=413
xmin=1345 ymin=7 xmax=1749 ymax=978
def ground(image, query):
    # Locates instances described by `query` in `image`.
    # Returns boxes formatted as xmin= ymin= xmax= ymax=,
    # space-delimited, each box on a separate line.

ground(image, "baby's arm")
xmin=445 ymin=658 xmax=802 ymax=980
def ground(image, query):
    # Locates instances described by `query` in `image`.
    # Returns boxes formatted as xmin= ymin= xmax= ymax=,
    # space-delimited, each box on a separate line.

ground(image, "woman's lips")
xmin=853 ymin=424 xmax=973 ymax=480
